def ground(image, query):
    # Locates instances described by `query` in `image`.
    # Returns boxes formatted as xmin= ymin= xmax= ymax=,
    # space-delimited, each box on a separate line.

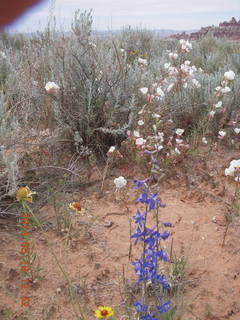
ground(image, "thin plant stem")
xmin=21 ymin=201 xmax=85 ymax=320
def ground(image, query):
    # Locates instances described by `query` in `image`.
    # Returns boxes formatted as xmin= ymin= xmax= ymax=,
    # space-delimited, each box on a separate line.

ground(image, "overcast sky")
xmin=7 ymin=0 xmax=240 ymax=32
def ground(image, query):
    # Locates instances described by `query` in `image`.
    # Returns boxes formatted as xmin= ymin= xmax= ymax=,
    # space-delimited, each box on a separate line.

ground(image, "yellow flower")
xmin=16 ymin=186 xmax=36 ymax=203
xmin=129 ymin=50 xmax=137 ymax=55
xmin=69 ymin=202 xmax=85 ymax=215
xmin=95 ymin=306 xmax=114 ymax=318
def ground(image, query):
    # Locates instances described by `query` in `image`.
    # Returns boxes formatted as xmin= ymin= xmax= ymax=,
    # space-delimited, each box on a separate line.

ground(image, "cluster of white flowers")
xmin=225 ymin=159 xmax=240 ymax=180
xmin=209 ymin=70 xmax=235 ymax=121
xmin=180 ymin=39 xmax=192 ymax=52
xmin=215 ymin=70 xmax=235 ymax=97
xmin=45 ymin=81 xmax=60 ymax=94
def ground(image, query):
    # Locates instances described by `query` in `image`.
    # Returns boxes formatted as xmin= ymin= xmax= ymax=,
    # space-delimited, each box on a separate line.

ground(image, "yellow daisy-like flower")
xmin=16 ymin=186 xmax=36 ymax=203
xmin=129 ymin=50 xmax=137 ymax=55
xmin=69 ymin=202 xmax=85 ymax=215
xmin=95 ymin=306 xmax=114 ymax=319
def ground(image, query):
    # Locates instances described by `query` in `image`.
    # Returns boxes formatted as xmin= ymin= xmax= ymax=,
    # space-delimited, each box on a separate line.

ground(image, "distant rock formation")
xmin=171 ymin=17 xmax=240 ymax=40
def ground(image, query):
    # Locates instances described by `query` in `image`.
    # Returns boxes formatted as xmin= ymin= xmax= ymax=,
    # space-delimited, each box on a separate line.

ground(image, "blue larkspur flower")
xmin=140 ymin=313 xmax=158 ymax=320
xmin=163 ymin=222 xmax=172 ymax=227
xmin=133 ymin=178 xmax=149 ymax=190
xmin=133 ymin=301 xmax=147 ymax=313
xmin=131 ymin=226 xmax=145 ymax=245
xmin=157 ymin=299 xmax=171 ymax=314
xmin=154 ymin=274 xmax=169 ymax=289
xmin=147 ymin=193 xmax=158 ymax=210
xmin=161 ymin=231 xmax=170 ymax=240
xmin=155 ymin=249 xmax=169 ymax=262
xmin=133 ymin=210 xmax=146 ymax=227
xmin=136 ymin=192 xmax=149 ymax=204
xmin=144 ymin=230 xmax=161 ymax=248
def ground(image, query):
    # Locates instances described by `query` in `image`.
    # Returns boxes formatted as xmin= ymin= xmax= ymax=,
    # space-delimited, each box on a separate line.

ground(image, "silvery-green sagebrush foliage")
xmin=0 ymin=10 xmax=240 ymax=198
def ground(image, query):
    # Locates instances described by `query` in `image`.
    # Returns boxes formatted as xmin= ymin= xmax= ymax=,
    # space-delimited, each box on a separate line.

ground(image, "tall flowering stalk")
xmin=131 ymin=179 xmax=171 ymax=319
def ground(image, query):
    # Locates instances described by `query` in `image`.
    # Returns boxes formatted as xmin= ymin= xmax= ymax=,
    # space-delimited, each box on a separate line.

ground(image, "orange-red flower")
xmin=69 ymin=202 xmax=85 ymax=215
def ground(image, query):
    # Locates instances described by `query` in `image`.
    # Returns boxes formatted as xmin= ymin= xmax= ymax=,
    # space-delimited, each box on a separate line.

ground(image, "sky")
xmin=6 ymin=0 xmax=240 ymax=32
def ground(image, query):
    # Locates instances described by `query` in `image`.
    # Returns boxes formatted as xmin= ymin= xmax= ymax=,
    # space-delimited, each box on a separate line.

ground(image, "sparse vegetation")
xmin=0 ymin=9 xmax=240 ymax=320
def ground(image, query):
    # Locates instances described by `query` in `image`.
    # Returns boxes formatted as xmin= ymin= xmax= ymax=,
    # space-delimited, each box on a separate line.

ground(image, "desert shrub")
xmin=0 ymin=10 xmax=240 ymax=199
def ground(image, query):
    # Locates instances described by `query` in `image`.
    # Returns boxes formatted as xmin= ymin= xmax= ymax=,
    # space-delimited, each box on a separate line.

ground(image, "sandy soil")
xmin=0 ymin=147 xmax=240 ymax=320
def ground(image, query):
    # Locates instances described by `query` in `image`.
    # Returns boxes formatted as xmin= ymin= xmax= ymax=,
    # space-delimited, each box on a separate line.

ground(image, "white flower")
xmin=209 ymin=110 xmax=216 ymax=117
xmin=202 ymin=137 xmax=208 ymax=144
xmin=225 ymin=159 xmax=240 ymax=177
xmin=133 ymin=130 xmax=140 ymax=138
xmin=168 ymin=66 xmax=178 ymax=75
xmin=215 ymin=86 xmax=222 ymax=92
xmin=152 ymin=124 xmax=157 ymax=132
xmin=214 ymin=101 xmax=223 ymax=108
xmin=221 ymin=86 xmax=231 ymax=94
xmin=0 ymin=51 xmax=6 ymax=59
xmin=152 ymin=113 xmax=161 ymax=119
xmin=138 ymin=57 xmax=148 ymax=66
xmin=114 ymin=176 xmax=127 ymax=188
xmin=176 ymin=138 xmax=183 ymax=144
xmin=175 ymin=147 xmax=181 ymax=155
xmin=45 ymin=81 xmax=60 ymax=94
xmin=180 ymin=39 xmax=192 ymax=51
xmin=192 ymin=65 xmax=197 ymax=72
xmin=140 ymin=87 xmax=148 ymax=95
xmin=224 ymin=70 xmax=235 ymax=81
xmin=176 ymin=128 xmax=184 ymax=136
xmin=192 ymin=79 xmax=201 ymax=88
xmin=198 ymin=67 xmax=203 ymax=73
xmin=157 ymin=132 xmax=164 ymax=140
xmin=169 ymin=52 xmax=178 ymax=59
xmin=136 ymin=138 xmax=146 ymax=146
xmin=138 ymin=120 xmax=144 ymax=126
xmin=183 ymin=82 xmax=188 ymax=88
xmin=90 ymin=42 xmax=97 ymax=48
xmin=120 ymin=48 xmax=125 ymax=53
xmin=184 ymin=60 xmax=191 ymax=66
xmin=234 ymin=128 xmax=240 ymax=134
xmin=164 ymin=63 xmax=171 ymax=69
xmin=108 ymin=146 xmax=116 ymax=153
xmin=167 ymin=83 xmax=174 ymax=92
xmin=225 ymin=167 xmax=234 ymax=176
xmin=218 ymin=130 xmax=226 ymax=137
xmin=155 ymin=144 xmax=163 ymax=151
xmin=156 ymin=87 xmax=165 ymax=97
